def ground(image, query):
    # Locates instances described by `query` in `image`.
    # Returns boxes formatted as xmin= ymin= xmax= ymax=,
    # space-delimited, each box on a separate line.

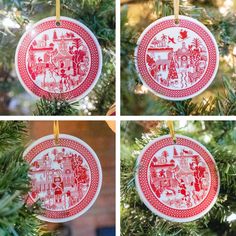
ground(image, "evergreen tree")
xmin=0 ymin=0 xmax=115 ymax=115
xmin=121 ymin=120 xmax=236 ymax=235
xmin=0 ymin=121 xmax=50 ymax=235
xmin=167 ymin=57 xmax=178 ymax=83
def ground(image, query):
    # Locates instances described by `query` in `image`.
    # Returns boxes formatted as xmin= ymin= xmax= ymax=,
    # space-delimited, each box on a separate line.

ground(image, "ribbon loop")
xmin=174 ymin=0 xmax=179 ymax=24
xmin=56 ymin=0 xmax=60 ymax=25
xmin=53 ymin=121 xmax=60 ymax=145
xmin=166 ymin=120 xmax=176 ymax=143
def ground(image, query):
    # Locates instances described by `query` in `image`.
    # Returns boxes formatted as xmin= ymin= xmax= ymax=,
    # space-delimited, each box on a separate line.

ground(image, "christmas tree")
xmin=167 ymin=56 xmax=178 ymax=84
xmin=0 ymin=0 xmax=115 ymax=115
xmin=121 ymin=0 xmax=236 ymax=115
xmin=121 ymin=120 xmax=236 ymax=235
xmin=0 ymin=121 xmax=50 ymax=235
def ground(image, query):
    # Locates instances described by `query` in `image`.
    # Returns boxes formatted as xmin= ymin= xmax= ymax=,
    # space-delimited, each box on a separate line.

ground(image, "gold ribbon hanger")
xmin=174 ymin=0 xmax=179 ymax=24
xmin=53 ymin=120 xmax=60 ymax=145
xmin=56 ymin=0 xmax=61 ymax=26
xmin=166 ymin=120 xmax=176 ymax=143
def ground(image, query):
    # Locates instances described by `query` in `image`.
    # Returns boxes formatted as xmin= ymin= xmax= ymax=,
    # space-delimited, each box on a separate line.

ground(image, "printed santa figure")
xmin=52 ymin=176 xmax=64 ymax=204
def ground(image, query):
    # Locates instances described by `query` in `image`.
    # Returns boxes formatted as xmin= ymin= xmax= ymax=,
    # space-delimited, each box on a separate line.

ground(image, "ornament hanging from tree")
xmin=24 ymin=134 xmax=102 ymax=223
xmin=15 ymin=16 xmax=102 ymax=101
xmin=135 ymin=15 xmax=219 ymax=100
xmin=135 ymin=134 xmax=220 ymax=222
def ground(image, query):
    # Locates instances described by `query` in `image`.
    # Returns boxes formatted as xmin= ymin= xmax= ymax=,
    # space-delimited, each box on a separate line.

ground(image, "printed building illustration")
xmin=146 ymin=30 xmax=208 ymax=88
xmin=149 ymin=146 xmax=209 ymax=209
xmin=27 ymin=30 xmax=90 ymax=92
xmin=30 ymin=148 xmax=90 ymax=210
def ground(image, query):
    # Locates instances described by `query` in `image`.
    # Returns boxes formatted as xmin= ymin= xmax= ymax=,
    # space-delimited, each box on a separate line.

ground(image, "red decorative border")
xmin=137 ymin=136 xmax=219 ymax=220
xmin=16 ymin=18 xmax=101 ymax=101
xmin=25 ymin=137 xmax=101 ymax=220
xmin=136 ymin=17 xmax=218 ymax=99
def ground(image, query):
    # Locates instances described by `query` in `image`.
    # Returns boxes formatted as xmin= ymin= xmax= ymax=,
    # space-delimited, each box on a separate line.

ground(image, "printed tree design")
xmin=190 ymin=38 xmax=204 ymax=73
xmin=162 ymin=150 xmax=168 ymax=158
xmin=72 ymin=38 xmax=82 ymax=50
xmin=42 ymin=34 xmax=49 ymax=47
xmin=167 ymin=56 xmax=178 ymax=83
xmin=53 ymin=31 xmax=58 ymax=41
xmin=152 ymin=38 xmax=160 ymax=47
xmin=32 ymin=40 xmax=37 ymax=47
xmin=192 ymin=38 xmax=202 ymax=50
xmin=71 ymin=38 xmax=86 ymax=76
xmin=161 ymin=34 xmax=167 ymax=47
xmin=173 ymin=147 xmax=178 ymax=156
xmin=71 ymin=156 xmax=89 ymax=195
xmin=191 ymin=38 xmax=203 ymax=58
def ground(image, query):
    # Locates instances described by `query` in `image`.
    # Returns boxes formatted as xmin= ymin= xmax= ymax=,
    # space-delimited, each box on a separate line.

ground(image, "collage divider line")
xmin=1 ymin=115 xmax=235 ymax=121
xmin=115 ymin=0 xmax=121 ymax=235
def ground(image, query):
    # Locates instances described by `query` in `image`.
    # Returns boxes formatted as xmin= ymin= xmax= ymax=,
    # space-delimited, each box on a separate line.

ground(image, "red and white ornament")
xmin=15 ymin=17 xmax=102 ymax=101
xmin=135 ymin=15 xmax=219 ymax=100
xmin=24 ymin=134 xmax=102 ymax=222
xmin=135 ymin=134 xmax=220 ymax=222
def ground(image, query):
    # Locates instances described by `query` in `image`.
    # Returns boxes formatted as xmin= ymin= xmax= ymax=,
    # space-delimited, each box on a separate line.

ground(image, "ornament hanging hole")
xmin=53 ymin=139 xmax=60 ymax=146
xmin=174 ymin=19 xmax=179 ymax=25
xmin=56 ymin=21 xmax=61 ymax=27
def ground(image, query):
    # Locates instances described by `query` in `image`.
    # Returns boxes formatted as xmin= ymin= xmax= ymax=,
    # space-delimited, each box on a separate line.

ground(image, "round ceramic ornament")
xmin=135 ymin=15 xmax=219 ymax=100
xmin=15 ymin=16 xmax=102 ymax=101
xmin=24 ymin=134 xmax=102 ymax=223
xmin=135 ymin=134 xmax=220 ymax=222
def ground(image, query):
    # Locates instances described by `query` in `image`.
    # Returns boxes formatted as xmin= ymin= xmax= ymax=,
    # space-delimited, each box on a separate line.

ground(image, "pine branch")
xmin=0 ymin=146 xmax=43 ymax=235
xmin=0 ymin=121 xmax=27 ymax=152
xmin=85 ymin=48 xmax=115 ymax=115
xmin=0 ymin=121 xmax=50 ymax=235
xmin=0 ymin=147 xmax=29 ymax=193
xmin=168 ymin=98 xmax=216 ymax=115
xmin=215 ymin=76 xmax=236 ymax=115
xmin=34 ymin=98 xmax=79 ymax=116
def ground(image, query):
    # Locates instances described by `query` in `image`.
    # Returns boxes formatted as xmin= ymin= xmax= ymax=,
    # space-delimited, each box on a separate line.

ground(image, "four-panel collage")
xmin=0 ymin=0 xmax=236 ymax=236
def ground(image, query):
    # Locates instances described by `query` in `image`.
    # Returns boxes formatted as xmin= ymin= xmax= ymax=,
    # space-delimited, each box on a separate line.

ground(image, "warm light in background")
xmin=228 ymin=213 xmax=236 ymax=222
xmin=134 ymin=84 xmax=148 ymax=94
xmin=219 ymin=0 xmax=234 ymax=15
xmin=2 ymin=17 xmax=20 ymax=29
xmin=106 ymin=120 xmax=116 ymax=133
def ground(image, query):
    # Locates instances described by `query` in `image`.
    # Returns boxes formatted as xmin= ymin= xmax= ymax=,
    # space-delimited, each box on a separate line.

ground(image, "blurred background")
xmin=29 ymin=121 xmax=116 ymax=236
xmin=0 ymin=0 xmax=115 ymax=115
xmin=121 ymin=0 xmax=236 ymax=115
xmin=121 ymin=120 xmax=236 ymax=235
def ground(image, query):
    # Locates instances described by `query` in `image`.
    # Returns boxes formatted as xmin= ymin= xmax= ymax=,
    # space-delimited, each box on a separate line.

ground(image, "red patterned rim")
xmin=24 ymin=134 xmax=102 ymax=223
xmin=15 ymin=16 xmax=102 ymax=102
xmin=135 ymin=134 xmax=220 ymax=222
xmin=135 ymin=15 xmax=219 ymax=100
